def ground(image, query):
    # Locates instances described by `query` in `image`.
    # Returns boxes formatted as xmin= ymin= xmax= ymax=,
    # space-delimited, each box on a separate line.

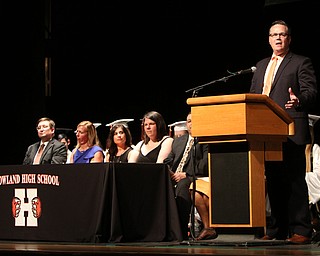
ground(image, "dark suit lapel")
xmin=41 ymin=140 xmax=53 ymax=160
xmin=175 ymin=135 xmax=188 ymax=163
xmin=271 ymin=52 xmax=292 ymax=92
xmin=258 ymin=59 xmax=270 ymax=94
xmin=32 ymin=143 xmax=41 ymax=160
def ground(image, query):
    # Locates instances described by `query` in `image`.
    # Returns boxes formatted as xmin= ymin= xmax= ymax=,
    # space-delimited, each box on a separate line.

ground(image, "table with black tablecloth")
xmin=0 ymin=163 xmax=182 ymax=243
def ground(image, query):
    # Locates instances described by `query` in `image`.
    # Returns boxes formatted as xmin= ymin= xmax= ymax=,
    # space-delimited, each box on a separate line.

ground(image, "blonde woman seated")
xmin=69 ymin=121 xmax=104 ymax=163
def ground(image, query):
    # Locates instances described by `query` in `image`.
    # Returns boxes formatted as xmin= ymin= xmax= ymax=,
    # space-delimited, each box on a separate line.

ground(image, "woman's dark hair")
xmin=141 ymin=111 xmax=168 ymax=144
xmin=106 ymin=124 xmax=133 ymax=161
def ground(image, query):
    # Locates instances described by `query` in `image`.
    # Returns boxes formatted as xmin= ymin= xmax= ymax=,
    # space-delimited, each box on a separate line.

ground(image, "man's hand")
xmin=171 ymin=172 xmax=186 ymax=183
xmin=285 ymin=87 xmax=300 ymax=109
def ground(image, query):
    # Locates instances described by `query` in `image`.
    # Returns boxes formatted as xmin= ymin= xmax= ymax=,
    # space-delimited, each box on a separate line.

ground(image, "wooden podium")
xmin=187 ymin=93 xmax=294 ymax=228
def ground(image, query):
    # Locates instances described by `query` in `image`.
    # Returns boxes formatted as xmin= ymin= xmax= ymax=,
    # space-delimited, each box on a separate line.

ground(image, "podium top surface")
xmin=187 ymin=93 xmax=293 ymax=125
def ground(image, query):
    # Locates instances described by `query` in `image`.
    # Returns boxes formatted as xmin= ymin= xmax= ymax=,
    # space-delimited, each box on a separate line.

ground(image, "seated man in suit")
xmin=23 ymin=117 xmax=67 ymax=165
xmin=164 ymin=112 xmax=217 ymax=240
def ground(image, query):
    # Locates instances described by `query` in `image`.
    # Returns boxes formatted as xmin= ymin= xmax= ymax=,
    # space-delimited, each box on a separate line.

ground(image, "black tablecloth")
xmin=0 ymin=163 xmax=182 ymax=243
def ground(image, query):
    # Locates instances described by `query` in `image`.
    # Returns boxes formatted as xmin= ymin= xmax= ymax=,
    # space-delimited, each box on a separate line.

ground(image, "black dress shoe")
xmin=196 ymin=228 xmax=218 ymax=241
xmin=285 ymin=234 xmax=311 ymax=244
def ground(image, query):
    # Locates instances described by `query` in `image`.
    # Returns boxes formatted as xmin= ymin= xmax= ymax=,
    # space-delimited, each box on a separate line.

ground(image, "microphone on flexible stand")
xmin=232 ymin=66 xmax=257 ymax=75
xmin=185 ymin=66 xmax=256 ymax=96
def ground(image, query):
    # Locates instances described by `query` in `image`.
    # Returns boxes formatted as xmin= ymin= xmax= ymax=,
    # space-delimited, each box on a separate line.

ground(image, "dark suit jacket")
xmin=23 ymin=139 xmax=67 ymax=165
xmin=164 ymin=134 xmax=208 ymax=178
xmin=250 ymin=51 xmax=318 ymax=145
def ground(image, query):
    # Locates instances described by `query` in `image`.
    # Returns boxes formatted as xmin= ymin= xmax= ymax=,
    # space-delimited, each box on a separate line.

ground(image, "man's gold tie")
xmin=262 ymin=57 xmax=278 ymax=96
xmin=33 ymin=144 xmax=45 ymax=165
xmin=176 ymin=138 xmax=194 ymax=173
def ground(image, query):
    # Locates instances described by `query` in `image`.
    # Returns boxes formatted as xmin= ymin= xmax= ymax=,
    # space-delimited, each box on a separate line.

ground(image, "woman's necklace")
xmin=116 ymin=147 xmax=129 ymax=156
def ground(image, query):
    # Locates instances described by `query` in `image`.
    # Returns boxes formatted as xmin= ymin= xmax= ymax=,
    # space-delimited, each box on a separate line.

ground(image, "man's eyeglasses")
xmin=36 ymin=126 xmax=50 ymax=130
xmin=269 ymin=33 xmax=288 ymax=38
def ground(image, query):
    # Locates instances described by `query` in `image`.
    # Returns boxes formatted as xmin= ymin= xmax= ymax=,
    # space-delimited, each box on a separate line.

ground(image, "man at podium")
xmin=250 ymin=20 xmax=317 ymax=244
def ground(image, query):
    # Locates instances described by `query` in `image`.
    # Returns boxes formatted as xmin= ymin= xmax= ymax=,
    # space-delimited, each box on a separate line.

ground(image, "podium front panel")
xmin=209 ymin=140 xmax=266 ymax=228
xmin=209 ymin=142 xmax=250 ymax=225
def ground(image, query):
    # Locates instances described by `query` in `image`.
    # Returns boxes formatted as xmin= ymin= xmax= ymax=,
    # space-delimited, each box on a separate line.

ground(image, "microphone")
xmin=186 ymin=66 xmax=257 ymax=94
xmin=235 ymin=66 xmax=256 ymax=75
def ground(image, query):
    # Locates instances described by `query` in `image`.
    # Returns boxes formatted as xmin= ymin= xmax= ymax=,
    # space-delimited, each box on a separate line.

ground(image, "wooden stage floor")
xmin=0 ymin=235 xmax=319 ymax=256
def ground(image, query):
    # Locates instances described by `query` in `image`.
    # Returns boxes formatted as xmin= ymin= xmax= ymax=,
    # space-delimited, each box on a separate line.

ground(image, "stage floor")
xmin=0 ymin=235 xmax=319 ymax=256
